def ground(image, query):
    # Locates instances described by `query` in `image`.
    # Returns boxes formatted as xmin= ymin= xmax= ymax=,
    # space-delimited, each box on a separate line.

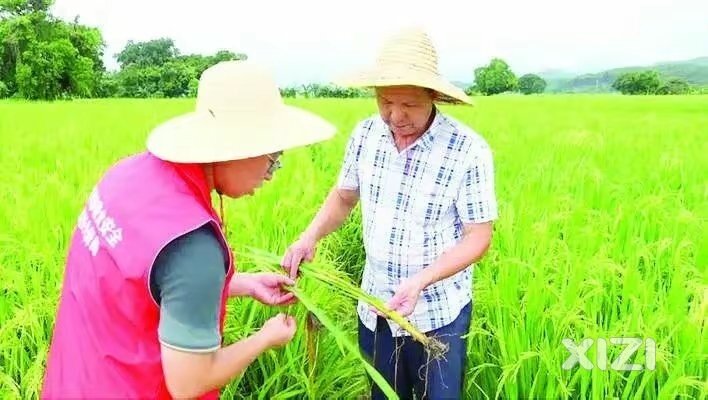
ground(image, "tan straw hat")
xmin=147 ymin=60 xmax=336 ymax=163
xmin=335 ymin=27 xmax=472 ymax=105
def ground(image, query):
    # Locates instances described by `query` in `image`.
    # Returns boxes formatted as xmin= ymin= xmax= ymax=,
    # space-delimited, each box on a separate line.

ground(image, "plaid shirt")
xmin=337 ymin=108 xmax=498 ymax=336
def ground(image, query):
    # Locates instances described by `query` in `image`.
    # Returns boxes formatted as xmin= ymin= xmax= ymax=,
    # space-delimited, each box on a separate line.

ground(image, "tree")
xmin=518 ymin=74 xmax=546 ymax=94
xmin=0 ymin=0 xmax=53 ymax=16
xmin=0 ymin=0 xmax=105 ymax=99
xmin=473 ymin=58 xmax=518 ymax=95
xmin=210 ymin=50 xmax=246 ymax=64
xmin=611 ymin=70 xmax=661 ymax=94
xmin=115 ymin=64 xmax=162 ymax=98
xmin=15 ymin=38 xmax=95 ymax=99
xmin=176 ymin=50 xmax=246 ymax=77
xmin=115 ymin=38 xmax=178 ymax=69
xmin=158 ymin=61 xmax=195 ymax=97
xmin=280 ymin=87 xmax=297 ymax=97
xmin=111 ymin=38 xmax=248 ymax=98
xmin=656 ymin=78 xmax=691 ymax=95
xmin=94 ymin=71 xmax=119 ymax=98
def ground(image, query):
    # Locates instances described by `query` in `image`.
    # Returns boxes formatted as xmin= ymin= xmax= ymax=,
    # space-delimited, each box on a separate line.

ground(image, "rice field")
xmin=1 ymin=95 xmax=706 ymax=399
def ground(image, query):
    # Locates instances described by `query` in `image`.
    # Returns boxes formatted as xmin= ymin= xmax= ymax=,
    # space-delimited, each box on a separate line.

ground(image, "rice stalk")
xmin=242 ymin=247 xmax=448 ymax=358
xmin=287 ymin=282 xmax=400 ymax=400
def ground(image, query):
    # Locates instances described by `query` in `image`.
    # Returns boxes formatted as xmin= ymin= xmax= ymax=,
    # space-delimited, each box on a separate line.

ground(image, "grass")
xmin=0 ymin=95 xmax=706 ymax=399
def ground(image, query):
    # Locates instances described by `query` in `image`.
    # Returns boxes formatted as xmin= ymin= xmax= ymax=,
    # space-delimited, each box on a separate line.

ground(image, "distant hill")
xmin=451 ymin=81 xmax=471 ymax=90
xmin=534 ymin=69 xmax=579 ymax=81
xmin=539 ymin=57 xmax=708 ymax=93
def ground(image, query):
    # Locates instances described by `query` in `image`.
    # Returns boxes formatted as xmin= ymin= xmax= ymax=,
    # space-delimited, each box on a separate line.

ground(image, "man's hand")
xmin=258 ymin=313 xmax=297 ymax=347
xmin=281 ymin=234 xmax=317 ymax=278
xmin=281 ymin=187 xmax=359 ymax=279
xmin=161 ymin=313 xmax=296 ymax=399
xmin=229 ymin=273 xmax=295 ymax=306
xmin=385 ymin=276 xmax=426 ymax=317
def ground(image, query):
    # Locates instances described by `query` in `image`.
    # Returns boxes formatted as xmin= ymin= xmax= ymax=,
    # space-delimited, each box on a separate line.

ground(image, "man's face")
xmin=213 ymin=152 xmax=282 ymax=197
xmin=376 ymin=86 xmax=435 ymax=137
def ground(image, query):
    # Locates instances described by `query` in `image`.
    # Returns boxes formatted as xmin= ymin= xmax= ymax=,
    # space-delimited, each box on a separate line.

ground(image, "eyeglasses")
xmin=266 ymin=152 xmax=282 ymax=175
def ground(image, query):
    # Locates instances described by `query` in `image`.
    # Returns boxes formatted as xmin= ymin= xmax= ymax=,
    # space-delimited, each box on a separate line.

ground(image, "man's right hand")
xmin=281 ymin=234 xmax=317 ymax=278
xmin=259 ymin=313 xmax=297 ymax=348
xmin=161 ymin=313 xmax=296 ymax=399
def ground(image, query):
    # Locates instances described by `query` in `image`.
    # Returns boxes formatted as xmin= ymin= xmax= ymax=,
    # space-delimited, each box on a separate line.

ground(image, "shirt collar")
xmin=418 ymin=106 xmax=441 ymax=151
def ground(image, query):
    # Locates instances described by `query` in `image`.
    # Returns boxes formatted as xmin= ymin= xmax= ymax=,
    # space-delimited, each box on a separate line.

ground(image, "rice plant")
xmin=1 ymin=96 xmax=706 ymax=399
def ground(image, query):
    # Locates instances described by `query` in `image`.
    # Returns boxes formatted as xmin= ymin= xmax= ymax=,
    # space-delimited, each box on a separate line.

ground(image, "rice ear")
xmin=241 ymin=247 xmax=448 ymax=357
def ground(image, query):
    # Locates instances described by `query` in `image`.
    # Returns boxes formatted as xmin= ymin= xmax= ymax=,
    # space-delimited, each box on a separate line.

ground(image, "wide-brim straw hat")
xmin=147 ymin=60 xmax=336 ymax=163
xmin=334 ymin=27 xmax=472 ymax=105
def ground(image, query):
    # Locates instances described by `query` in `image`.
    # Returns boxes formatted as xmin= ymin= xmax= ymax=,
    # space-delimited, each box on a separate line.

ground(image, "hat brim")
xmin=146 ymin=105 xmax=336 ymax=163
xmin=334 ymin=67 xmax=473 ymax=105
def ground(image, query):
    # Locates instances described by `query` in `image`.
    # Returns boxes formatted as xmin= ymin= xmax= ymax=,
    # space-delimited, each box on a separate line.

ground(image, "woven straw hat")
xmin=147 ymin=60 xmax=336 ymax=163
xmin=335 ymin=27 xmax=472 ymax=104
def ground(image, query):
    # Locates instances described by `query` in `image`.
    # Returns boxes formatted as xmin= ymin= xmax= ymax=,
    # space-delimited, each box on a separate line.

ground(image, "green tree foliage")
xmin=474 ymin=58 xmax=518 ymax=95
xmin=0 ymin=0 xmax=53 ymax=16
xmin=15 ymin=38 xmax=95 ymax=99
xmin=611 ymin=71 xmax=662 ymax=95
xmin=612 ymin=70 xmax=692 ymax=95
xmin=518 ymin=74 xmax=547 ymax=95
xmin=110 ymin=38 xmax=247 ymax=98
xmin=279 ymin=84 xmax=371 ymax=98
xmin=115 ymin=38 xmax=178 ymax=69
xmin=548 ymin=57 xmax=708 ymax=93
xmin=656 ymin=78 xmax=691 ymax=95
xmin=0 ymin=0 xmax=104 ymax=99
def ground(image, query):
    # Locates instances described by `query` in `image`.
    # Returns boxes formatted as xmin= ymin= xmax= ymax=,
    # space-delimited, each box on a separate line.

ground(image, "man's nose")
xmin=390 ymin=107 xmax=405 ymax=124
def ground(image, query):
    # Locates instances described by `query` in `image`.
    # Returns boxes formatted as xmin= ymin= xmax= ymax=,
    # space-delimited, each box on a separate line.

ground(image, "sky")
xmin=51 ymin=0 xmax=708 ymax=86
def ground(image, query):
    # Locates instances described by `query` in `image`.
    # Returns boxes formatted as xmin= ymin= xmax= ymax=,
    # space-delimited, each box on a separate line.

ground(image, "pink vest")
xmin=42 ymin=152 xmax=234 ymax=399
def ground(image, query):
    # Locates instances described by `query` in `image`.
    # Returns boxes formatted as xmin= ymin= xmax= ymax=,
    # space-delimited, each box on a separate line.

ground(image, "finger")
xmin=397 ymin=306 xmax=409 ymax=317
xmin=276 ymin=275 xmax=295 ymax=286
xmin=281 ymin=251 xmax=293 ymax=269
xmin=387 ymin=301 xmax=404 ymax=315
xmin=305 ymin=248 xmax=314 ymax=262
xmin=390 ymin=291 xmax=403 ymax=302
xmin=277 ymin=293 xmax=295 ymax=305
xmin=289 ymin=253 xmax=304 ymax=278
xmin=369 ymin=305 xmax=384 ymax=317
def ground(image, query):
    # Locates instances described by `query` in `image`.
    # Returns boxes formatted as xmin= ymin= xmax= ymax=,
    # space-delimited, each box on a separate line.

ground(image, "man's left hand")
xmin=229 ymin=273 xmax=296 ymax=306
xmin=386 ymin=276 xmax=426 ymax=317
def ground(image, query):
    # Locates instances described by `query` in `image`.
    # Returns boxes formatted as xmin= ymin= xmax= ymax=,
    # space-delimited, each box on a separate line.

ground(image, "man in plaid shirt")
xmin=282 ymin=28 xmax=497 ymax=399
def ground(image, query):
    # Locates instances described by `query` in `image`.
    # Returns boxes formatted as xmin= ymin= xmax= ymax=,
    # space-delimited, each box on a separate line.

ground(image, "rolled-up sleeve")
xmin=455 ymin=143 xmax=499 ymax=224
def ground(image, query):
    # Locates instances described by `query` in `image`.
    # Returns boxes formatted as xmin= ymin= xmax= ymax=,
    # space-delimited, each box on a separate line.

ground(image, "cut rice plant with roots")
xmin=243 ymin=247 xmax=449 ymax=360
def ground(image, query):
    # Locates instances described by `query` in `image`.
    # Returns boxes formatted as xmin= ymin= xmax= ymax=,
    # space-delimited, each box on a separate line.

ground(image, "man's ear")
xmin=427 ymin=88 xmax=439 ymax=101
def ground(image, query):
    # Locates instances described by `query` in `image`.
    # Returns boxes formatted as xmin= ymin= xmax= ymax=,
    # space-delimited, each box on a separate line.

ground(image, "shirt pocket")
xmin=412 ymin=180 xmax=455 ymax=227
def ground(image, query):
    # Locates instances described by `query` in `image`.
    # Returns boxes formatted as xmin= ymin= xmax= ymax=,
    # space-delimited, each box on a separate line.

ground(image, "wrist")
xmin=254 ymin=329 xmax=275 ymax=349
xmin=229 ymin=273 xmax=254 ymax=297
xmin=416 ymin=268 xmax=437 ymax=289
xmin=301 ymin=229 xmax=319 ymax=244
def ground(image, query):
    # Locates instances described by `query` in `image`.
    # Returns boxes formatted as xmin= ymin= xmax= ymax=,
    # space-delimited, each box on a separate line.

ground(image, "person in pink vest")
xmin=41 ymin=60 xmax=335 ymax=399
